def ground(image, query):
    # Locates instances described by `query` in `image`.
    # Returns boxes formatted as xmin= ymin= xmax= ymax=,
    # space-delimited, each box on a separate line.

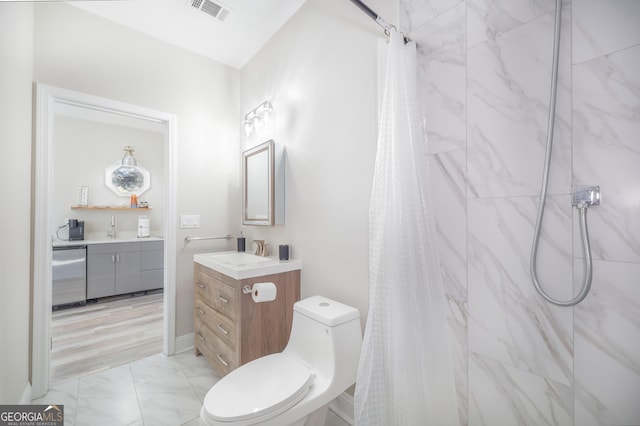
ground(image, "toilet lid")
xmin=203 ymin=353 xmax=313 ymax=423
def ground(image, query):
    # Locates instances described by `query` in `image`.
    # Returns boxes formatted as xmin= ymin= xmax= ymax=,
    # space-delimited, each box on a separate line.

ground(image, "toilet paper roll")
xmin=251 ymin=282 xmax=277 ymax=303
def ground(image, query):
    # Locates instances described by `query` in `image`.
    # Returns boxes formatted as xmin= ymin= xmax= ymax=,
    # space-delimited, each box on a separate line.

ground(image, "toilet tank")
xmin=284 ymin=296 xmax=362 ymax=393
xmin=293 ymin=296 xmax=360 ymax=327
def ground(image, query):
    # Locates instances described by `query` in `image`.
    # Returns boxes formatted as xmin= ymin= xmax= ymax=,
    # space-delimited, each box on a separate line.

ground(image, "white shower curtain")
xmin=354 ymin=30 xmax=459 ymax=425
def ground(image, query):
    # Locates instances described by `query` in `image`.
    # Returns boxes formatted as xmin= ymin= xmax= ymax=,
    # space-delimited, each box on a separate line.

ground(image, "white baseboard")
xmin=20 ymin=382 xmax=32 ymax=404
xmin=329 ymin=392 xmax=354 ymax=425
xmin=174 ymin=332 xmax=194 ymax=354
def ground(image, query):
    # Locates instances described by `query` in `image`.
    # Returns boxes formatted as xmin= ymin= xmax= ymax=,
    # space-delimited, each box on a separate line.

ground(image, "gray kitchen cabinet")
xmin=140 ymin=240 xmax=164 ymax=291
xmin=87 ymin=242 xmax=140 ymax=299
xmin=87 ymin=240 xmax=163 ymax=299
xmin=87 ymin=251 xmax=116 ymax=299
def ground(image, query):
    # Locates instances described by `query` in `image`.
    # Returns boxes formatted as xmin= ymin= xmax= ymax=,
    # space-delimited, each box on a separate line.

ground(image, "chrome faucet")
xmin=252 ymin=240 xmax=268 ymax=257
xmin=107 ymin=215 xmax=116 ymax=239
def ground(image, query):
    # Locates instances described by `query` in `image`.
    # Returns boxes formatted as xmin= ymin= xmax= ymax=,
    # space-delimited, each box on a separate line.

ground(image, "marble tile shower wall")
xmin=400 ymin=0 xmax=640 ymax=425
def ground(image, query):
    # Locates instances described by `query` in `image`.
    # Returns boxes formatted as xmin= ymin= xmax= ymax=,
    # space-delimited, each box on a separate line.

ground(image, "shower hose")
xmin=530 ymin=0 xmax=594 ymax=307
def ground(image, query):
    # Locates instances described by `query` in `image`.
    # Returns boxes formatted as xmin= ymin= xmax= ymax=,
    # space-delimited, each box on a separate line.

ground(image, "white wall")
xmin=52 ymin=116 xmax=165 ymax=238
xmin=239 ymin=0 xmax=382 ymax=322
xmin=33 ymin=3 xmax=241 ymax=337
xmin=0 ymin=3 xmax=33 ymax=403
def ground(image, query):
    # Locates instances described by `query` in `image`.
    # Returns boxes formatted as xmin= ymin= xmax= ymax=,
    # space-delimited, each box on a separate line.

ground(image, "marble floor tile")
xmin=75 ymin=378 xmax=142 ymax=426
xmin=33 ymin=351 xmax=351 ymax=426
xmin=32 ymin=380 xmax=79 ymax=426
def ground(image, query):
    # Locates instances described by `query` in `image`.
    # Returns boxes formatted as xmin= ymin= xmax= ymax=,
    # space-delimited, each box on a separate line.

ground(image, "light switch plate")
xmin=179 ymin=215 xmax=200 ymax=229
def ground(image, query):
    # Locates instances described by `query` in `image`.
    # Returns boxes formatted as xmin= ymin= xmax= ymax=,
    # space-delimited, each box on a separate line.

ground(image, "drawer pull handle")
xmin=197 ymin=331 xmax=205 ymax=341
xmin=216 ymin=353 xmax=229 ymax=367
xmin=197 ymin=283 xmax=206 ymax=289
xmin=217 ymin=295 xmax=229 ymax=304
xmin=216 ymin=324 xmax=229 ymax=335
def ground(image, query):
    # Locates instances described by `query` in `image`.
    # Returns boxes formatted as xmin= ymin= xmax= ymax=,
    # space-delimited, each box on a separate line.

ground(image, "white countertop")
xmin=53 ymin=232 xmax=164 ymax=247
xmin=194 ymin=250 xmax=301 ymax=280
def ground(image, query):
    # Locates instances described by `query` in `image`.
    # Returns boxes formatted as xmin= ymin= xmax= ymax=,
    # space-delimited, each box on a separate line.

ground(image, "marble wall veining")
xmin=402 ymin=0 xmax=640 ymax=424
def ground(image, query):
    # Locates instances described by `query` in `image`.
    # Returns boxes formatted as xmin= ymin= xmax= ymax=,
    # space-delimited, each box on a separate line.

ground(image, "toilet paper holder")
xmin=242 ymin=282 xmax=278 ymax=303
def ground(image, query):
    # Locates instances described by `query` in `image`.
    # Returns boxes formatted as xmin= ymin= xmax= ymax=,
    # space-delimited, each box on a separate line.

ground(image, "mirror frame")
xmin=242 ymin=140 xmax=284 ymax=226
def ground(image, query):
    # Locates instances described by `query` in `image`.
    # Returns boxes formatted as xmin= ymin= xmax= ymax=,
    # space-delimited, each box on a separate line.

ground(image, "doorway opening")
xmin=32 ymin=84 xmax=177 ymax=398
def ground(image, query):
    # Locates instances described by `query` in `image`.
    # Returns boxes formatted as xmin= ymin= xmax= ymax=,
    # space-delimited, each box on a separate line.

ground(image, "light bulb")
xmin=243 ymin=119 xmax=254 ymax=138
xmin=253 ymin=114 xmax=264 ymax=131
xmin=260 ymin=102 xmax=273 ymax=124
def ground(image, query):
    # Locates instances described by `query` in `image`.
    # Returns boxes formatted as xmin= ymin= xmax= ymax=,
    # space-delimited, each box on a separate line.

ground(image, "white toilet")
xmin=199 ymin=295 xmax=362 ymax=426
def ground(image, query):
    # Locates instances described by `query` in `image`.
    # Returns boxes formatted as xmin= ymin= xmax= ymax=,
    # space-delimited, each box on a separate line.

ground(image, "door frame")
xmin=32 ymin=83 xmax=177 ymax=398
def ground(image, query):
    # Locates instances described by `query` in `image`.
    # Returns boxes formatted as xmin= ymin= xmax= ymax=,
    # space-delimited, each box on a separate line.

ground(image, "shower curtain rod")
xmin=348 ymin=0 xmax=410 ymax=43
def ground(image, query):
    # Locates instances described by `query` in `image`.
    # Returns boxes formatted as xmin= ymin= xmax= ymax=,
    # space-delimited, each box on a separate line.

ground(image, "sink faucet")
xmin=252 ymin=240 xmax=267 ymax=257
xmin=107 ymin=215 xmax=116 ymax=239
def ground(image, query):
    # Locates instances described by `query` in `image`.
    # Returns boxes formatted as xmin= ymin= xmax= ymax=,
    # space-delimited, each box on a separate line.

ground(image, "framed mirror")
xmin=242 ymin=140 xmax=284 ymax=226
xmin=105 ymin=161 xmax=150 ymax=196
xmin=105 ymin=146 xmax=151 ymax=196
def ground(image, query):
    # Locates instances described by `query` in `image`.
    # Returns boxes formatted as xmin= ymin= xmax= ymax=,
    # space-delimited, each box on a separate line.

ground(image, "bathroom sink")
xmin=210 ymin=252 xmax=273 ymax=267
xmin=194 ymin=251 xmax=301 ymax=280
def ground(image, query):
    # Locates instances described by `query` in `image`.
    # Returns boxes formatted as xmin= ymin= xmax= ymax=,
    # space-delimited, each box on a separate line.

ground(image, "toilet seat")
xmin=203 ymin=353 xmax=313 ymax=424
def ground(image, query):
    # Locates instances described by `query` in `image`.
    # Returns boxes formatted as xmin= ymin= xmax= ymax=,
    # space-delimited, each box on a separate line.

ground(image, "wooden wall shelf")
xmin=70 ymin=205 xmax=152 ymax=211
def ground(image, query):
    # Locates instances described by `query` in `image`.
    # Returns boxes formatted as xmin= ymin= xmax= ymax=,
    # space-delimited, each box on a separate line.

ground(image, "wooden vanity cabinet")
xmin=193 ymin=262 xmax=300 ymax=376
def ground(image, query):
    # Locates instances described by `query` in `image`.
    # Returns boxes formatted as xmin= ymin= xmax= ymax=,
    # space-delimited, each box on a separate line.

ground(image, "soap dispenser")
xmin=237 ymin=232 xmax=246 ymax=252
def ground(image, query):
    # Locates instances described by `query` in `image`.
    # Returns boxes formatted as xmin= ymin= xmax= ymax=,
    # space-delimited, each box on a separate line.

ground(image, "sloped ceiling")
xmin=71 ymin=0 xmax=308 ymax=69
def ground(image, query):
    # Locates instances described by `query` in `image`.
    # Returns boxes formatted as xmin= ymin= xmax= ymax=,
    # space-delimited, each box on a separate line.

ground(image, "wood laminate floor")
xmin=51 ymin=291 xmax=163 ymax=385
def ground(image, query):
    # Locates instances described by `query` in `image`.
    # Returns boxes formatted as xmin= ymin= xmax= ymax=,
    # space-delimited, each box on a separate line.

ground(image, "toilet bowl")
xmin=199 ymin=295 xmax=362 ymax=426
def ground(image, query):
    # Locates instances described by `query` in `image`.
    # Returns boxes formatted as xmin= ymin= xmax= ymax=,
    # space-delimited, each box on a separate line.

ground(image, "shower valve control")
xmin=572 ymin=186 xmax=600 ymax=207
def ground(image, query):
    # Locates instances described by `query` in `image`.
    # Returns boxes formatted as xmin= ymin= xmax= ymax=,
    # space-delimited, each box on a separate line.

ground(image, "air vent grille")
xmin=201 ymin=0 xmax=221 ymax=17
xmin=188 ymin=0 xmax=231 ymax=22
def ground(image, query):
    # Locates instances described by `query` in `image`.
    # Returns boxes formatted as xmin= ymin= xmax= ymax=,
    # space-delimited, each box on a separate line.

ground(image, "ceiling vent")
xmin=187 ymin=0 xmax=231 ymax=22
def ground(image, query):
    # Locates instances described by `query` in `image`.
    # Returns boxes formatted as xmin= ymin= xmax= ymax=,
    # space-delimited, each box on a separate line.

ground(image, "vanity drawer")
xmin=195 ymin=319 xmax=238 ymax=376
xmin=195 ymin=270 xmax=236 ymax=319
xmin=194 ymin=297 xmax=236 ymax=348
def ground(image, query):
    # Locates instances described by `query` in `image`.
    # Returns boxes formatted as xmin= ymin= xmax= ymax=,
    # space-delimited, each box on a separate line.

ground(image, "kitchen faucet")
xmin=107 ymin=215 xmax=116 ymax=238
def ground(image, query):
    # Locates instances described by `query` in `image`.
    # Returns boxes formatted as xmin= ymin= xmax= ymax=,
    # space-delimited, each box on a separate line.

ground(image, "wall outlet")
xmin=179 ymin=215 xmax=200 ymax=229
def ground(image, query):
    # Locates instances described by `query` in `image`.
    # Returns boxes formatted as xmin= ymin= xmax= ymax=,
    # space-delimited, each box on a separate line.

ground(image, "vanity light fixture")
xmin=242 ymin=101 xmax=273 ymax=138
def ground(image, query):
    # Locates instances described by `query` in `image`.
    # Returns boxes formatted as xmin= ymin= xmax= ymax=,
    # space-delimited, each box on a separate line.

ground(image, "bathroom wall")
xmin=52 ymin=116 xmax=165 ymax=238
xmin=239 ymin=0 xmax=382 ymax=321
xmin=400 ymin=0 xmax=640 ymax=424
xmin=33 ymin=3 xmax=241 ymax=338
xmin=0 ymin=3 xmax=33 ymax=404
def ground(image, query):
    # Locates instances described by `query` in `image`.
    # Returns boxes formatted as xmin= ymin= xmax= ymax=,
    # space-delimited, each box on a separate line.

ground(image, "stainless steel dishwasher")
xmin=52 ymin=245 xmax=87 ymax=307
